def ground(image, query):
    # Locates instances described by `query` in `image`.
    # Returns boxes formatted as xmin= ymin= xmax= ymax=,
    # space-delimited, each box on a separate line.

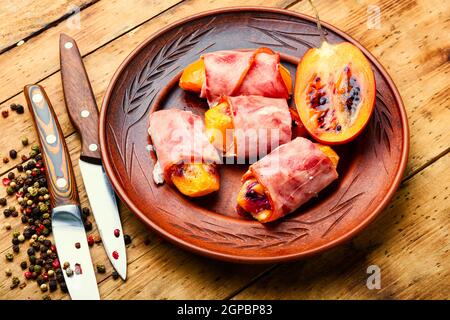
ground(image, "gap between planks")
xmin=0 ymin=0 xmax=185 ymax=106
xmin=0 ymin=0 xmax=100 ymax=56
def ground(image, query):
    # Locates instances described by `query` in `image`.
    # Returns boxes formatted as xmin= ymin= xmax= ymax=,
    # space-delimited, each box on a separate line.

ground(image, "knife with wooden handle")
xmin=59 ymin=33 xmax=127 ymax=279
xmin=24 ymin=84 xmax=100 ymax=300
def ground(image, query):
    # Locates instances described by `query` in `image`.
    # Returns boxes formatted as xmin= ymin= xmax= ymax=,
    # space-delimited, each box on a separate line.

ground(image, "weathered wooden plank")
xmin=0 ymin=0 xmax=299 ymax=300
xmin=288 ymin=0 xmax=450 ymax=177
xmin=0 ymin=0 xmax=182 ymax=103
xmin=0 ymin=0 xmax=97 ymax=52
xmin=233 ymin=153 xmax=450 ymax=299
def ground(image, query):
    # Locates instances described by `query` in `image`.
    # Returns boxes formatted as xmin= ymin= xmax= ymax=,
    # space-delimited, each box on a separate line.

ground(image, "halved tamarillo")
xmin=294 ymin=41 xmax=376 ymax=144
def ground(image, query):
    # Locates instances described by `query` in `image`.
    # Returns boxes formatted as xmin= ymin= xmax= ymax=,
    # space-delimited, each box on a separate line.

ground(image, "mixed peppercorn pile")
xmin=1 ymin=102 xmax=132 ymax=299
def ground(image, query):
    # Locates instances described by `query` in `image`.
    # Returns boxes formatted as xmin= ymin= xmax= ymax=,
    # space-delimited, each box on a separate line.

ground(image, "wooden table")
xmin=0 ymin=0 xmax=448 ymax=300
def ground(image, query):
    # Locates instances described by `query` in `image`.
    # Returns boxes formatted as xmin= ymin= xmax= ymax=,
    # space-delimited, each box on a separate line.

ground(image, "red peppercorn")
xmin=114 ymin=229 xmax=120 ymax=238
xmin=42 ymin=273 xmax=49 ymax=282
xmin=75 ymin=242 xmax=81 ymax=249
xmin=15 ymin=191 xmax=23 ymax=198
xmin=2 ymin=177 xmax=10 ymax=186
xmin=87 ymin=235 xmax=94 ymax=247
xmin=112 ymin=251 xmax=119 ymax=260
xmin=1 ymin=110 xmax=8 ymax=118
xmin=52 ymin=259 xmax=60 ymax=269
xmin=51 ymin=245 xmax=56 ymax=252
xmin=24 ymin=271 xmax=32 ymax=280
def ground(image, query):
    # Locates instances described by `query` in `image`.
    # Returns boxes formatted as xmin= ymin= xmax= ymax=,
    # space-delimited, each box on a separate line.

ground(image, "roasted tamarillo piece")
xmin=295 ymin=41 xmax=375 ymax=144
xmin=179 ymin=48 xmax=292 ymax=96
xmin=170 ymin=163 xmax=220 ymax=197
xmin=236 ymin=138 xmax=339 ymax=223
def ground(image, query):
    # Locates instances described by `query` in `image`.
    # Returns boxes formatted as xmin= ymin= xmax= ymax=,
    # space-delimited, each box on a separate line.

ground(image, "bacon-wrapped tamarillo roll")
xmin=179 ymin=48 xmax=292 ymax=105
xmin=237 ymin=137 xmax=339 ymax=223
xmin=204 ymin=95 xmax=292 ymax=160
xmin=148 ymin=109 xmax=221 ymax=197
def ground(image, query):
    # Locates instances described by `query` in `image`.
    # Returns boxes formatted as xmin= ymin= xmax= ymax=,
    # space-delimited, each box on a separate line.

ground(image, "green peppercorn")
xmin=38 ymin=187 xmax=48 ymax=195
xmin=42 ymin=213 xmax=50 ymax=219
xmin=10 ymin=276 xmax=20 ymax=289
xmin=31 ymin=144 xmax=40 ymax=152
xmin=6 ymin=186 xmax=14 ymax=195
xmin=34 ymin=265 xmax=42 ymax=274
xmin=21 ymin=137 xmax=29 ymax=146
xmin=12 ymin=231 xmax=20 ymax=238
xmin=5 ymin=252 xmax=13 ymax=261
xmin=39 ymin=203 xmax=48 ymax=213
xmin=96 ymin=264 xmax=106 ymax=274
xmin=42 ymin=295 xmax=51 ymax=300
xmin=29 ymin=150 xmax=37 ymax=158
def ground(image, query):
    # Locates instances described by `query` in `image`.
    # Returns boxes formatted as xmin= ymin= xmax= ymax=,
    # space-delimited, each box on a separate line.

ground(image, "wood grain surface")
xmin=0 ymin=0 xmax=448 ymax=299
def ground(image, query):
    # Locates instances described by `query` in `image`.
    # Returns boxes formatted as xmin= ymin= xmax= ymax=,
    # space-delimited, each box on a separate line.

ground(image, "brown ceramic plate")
xmin=99 ymin=7 xmax=409 ymax=263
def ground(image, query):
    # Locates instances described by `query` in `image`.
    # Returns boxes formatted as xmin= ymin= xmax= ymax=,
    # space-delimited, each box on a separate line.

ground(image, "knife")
xmin=59 ymin=33 xmax=127 ymax=279
xmin=24 ymin=84 xmax=100 ymax=300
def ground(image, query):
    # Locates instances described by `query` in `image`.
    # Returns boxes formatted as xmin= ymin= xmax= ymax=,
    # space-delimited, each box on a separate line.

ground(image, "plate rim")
xmin=99 ymin=6 xmax=410 ymax=263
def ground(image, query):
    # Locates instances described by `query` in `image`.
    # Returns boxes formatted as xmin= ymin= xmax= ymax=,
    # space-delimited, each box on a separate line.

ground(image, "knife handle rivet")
xmin=89 ymin=144 xmax=98 ymax=152
xmin=46 ymin=134 xmax=56 ymax=144
xmin=80 ymin=110 xmax=90 ymax=118
xmin=56 ymin=178 xmax=67 ymax=188
xmin=64 ymin=42 xmax=73 ymax=49
xmin=32 ymin=93 xmax=43 ymax=103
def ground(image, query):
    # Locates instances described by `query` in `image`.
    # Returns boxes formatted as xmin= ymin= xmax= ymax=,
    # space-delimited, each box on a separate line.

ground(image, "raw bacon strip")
xmin=226 ymin=95 xmax=292 ymax=160
xmin=148 ymin=109 xmax=221 ymax=182
xmin=237 ymin=50 xmax=289 ymax=99
xmin=201 ymin=50 xmax=255 ymax=104
xmin=242 ymin=137 xmax=338 ymax=222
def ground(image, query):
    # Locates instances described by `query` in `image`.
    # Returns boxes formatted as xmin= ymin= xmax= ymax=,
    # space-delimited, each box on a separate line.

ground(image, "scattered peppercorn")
xmin=5 ymin=252 xmax=14 ymax=261
xmin=84 ymin=219 xmax=93 ymax=231
xmin=10 ymin=276 xmax=20 ymax=289
xmin=75 ymin=242 xmax=81 ymax=249
xmin=3 ymin=157 xmax=9 ymax=164
xmin=15 ymin=104 xmax=24 ymax=114
xmin=20 ymin=261 xmax=27 ymax=270
xmin=63 ymin=261 xmax=70 ymax=270
xmin=9 ymin=150 xmax=17 ymax=159
xmin=87 ymin=235 xmax=94 ymax=247
xmin=112 ymin=270 xmax=119 ymax=280
xmin=96 ymin=264 xmax=106 ymax=274
xmin=21 ymin=137 xmax=29 ymax=146
xmin=65 ymin=268 xmax=74 ymax=277
xmin=1 ymin=110 xmax=9 ymax=118
xmin=5 ymin=268 xmax=12 ymax=277
xmin=21 ymin=155 xmax=28 ymax=162
xmin=114 ymin=229 xmax=120 ymax=238
xmin=0 ymin=198 xmax=6 ymax=206
xmin=3 ymin=208 xmax=11 ymax=217
xmin=124 ymin=234 xmax=132 ymax=245
xmin=4 ymin=223 xmax=11 ymax=230
xmin=10 ymin=103 xmax=18 ymax=111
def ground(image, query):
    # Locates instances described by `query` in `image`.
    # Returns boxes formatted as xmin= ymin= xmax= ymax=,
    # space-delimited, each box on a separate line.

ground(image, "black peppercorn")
xmin=84 ymin=220 xmax=93 ymax=231
xmin=36 ymin=275 xmax=45 ymax=286
xmin=21 ymin=215 xmax=28 ymax=223
xmin=27 ymin=247 xmax=35 ymax=256
xmin=49 ymin=279 xmax=57 ymax=292
xmin=124 ymin=234 xmax=132 ymax=245
xmin=36 ymin=258 xmax=44 ymax=266
xmin=40 ymin=245 xmax=48 ymax=253
xmin=112 ymin=270 xmax=119 ymax=280
xmin=11 ymin=210 xmax=18 ymax=217
xmin=60 ymin=282 xmax=68 ymax=293
xmin=9 ymin=150 xmax=17 ymax=159
xmin=29 ymin=255 xmax=36 ymax=264
xmin=12 ymin=245 xmax=19 ymax=253
xmin=17 ymin=164 xmax=24 ymax=172
xmin=20 ymin=261 xmax=27 ymax=270
xmin=7 ymin=172 xmax=15 ymax=180
xmin=10 ymin=103 xmax=18 ymax=111
xmin=0 ymin=198 xmax=6 ymax=206
xmin=43 ymin=240 xmax=51 ymax=247
xmin=15 ymin=104 xmax=24 ymax=114
xmin=12 ymin=237 xmax=19 ymax=245
xmin=3 ymin=209 xmax=11 ymax=217
xmin=56 ymin=274 xmax=64 ymax=283
xmin=29 ymin=265 xmax=35 ymax=272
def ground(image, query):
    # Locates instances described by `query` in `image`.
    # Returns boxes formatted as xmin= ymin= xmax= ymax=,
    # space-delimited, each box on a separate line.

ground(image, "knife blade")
xmin=59 ymin=33 xmax=127 ymax=279
xmin=24 ymin=84 xmax=100 ymax=300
